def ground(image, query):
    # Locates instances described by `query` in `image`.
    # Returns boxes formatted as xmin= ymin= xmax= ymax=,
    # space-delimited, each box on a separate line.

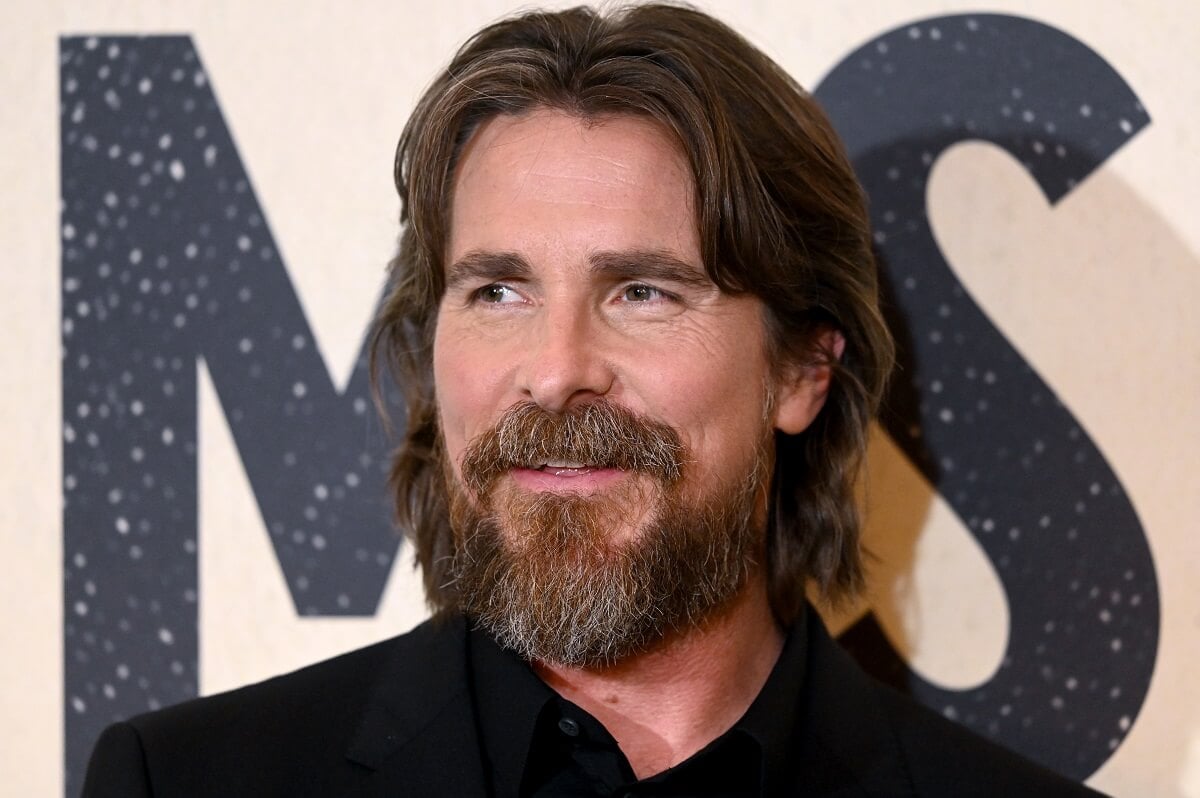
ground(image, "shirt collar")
xmin=732 ymin=606 xmax=810 ymax=794
xmin=468 ymin=610 xmax=810 ymax=797
xmin=468 ymin=625 xmax=557 ymax=798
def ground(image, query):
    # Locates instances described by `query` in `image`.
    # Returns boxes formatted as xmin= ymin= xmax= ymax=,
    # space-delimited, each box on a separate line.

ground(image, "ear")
xmin=773 ymin=329 xmax=845 ymax=435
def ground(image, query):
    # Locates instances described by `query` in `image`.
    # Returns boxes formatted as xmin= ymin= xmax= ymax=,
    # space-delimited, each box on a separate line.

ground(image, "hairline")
xmin=437 ymin=103 xmax=817 ymax=379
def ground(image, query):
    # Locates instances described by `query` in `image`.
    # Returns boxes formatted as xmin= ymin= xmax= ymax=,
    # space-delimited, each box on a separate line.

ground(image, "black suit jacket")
xmin=82 ymin=610 xmax=1105 ymax=796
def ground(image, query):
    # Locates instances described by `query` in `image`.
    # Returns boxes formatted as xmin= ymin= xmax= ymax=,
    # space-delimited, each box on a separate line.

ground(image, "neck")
xmin=533 ymin=573 xmax=784 ymax=780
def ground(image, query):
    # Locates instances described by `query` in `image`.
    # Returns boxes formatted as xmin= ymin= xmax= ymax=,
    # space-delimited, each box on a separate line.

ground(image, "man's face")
xmin=432 ymin=108 xmax=827 ymax=662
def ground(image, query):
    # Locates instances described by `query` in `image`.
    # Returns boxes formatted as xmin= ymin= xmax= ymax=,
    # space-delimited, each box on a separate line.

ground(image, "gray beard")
xmin=446 ymin=456 xmax=768 ymax=667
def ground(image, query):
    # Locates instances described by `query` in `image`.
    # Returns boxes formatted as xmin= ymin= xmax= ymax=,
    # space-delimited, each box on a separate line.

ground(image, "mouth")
xmin=509 ymin=461 xmax=627 ymax=492
xmin=530 ymin=460 xmax=599 ymax=477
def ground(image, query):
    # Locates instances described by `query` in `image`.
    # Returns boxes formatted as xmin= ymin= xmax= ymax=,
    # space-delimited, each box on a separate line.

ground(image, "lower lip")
xmin=509 ymin=466 xmax=628 ymax=493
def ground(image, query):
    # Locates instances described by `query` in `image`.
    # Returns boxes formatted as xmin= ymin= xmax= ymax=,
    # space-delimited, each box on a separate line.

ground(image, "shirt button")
xmin=557 ymin=717 xmax=580 ymax=737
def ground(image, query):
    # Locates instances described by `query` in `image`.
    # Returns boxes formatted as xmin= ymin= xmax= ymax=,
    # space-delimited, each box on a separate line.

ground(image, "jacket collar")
xmin=340 ymin=607 xmax=915 ymax=797
xmin=792 ymin=606 xmax=917 ymax=797
xmin=344 ymin=614 xmax=489 ymax=796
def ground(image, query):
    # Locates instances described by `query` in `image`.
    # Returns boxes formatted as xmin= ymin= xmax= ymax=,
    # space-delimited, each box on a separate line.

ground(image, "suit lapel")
xmin=336 ymin=607 xmax=917 ymax=797
xmin=344 ymin=615 xmax=490 ymax=797
xmin=792 ymin=608 xmax=917 ymax=797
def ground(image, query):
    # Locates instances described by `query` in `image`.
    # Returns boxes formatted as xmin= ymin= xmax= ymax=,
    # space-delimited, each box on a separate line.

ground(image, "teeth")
xmin=543 ymin=460 xmax=586 ymax=469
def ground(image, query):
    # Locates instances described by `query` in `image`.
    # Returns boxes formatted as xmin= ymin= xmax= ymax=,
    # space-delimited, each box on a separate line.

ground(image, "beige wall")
xmin=3 ymin=1 xmax=1197 ymax=795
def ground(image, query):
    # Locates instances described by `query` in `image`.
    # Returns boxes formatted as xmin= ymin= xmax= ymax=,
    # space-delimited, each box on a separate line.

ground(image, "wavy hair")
xmin=371 ymin=3 xmax=895 ymax=623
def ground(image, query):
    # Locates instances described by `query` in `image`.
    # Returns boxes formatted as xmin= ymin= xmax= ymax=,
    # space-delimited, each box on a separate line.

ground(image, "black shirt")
xmin=469 ymin=611 xmax=809 ymax=798
xmin=80 ymin=604 xmax=1108 ymax=797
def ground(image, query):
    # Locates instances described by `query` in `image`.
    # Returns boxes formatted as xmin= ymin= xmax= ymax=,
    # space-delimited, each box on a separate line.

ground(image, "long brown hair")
xmin=372 ymin=3 xmax=895 ymax=624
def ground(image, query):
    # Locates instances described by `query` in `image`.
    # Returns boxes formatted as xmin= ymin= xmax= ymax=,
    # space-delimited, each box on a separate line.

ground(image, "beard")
xmin=445 ymin=400 xmax=770 ymax=667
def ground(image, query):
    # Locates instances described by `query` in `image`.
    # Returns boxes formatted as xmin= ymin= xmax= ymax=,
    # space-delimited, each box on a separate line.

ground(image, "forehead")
xmin=446 ymin=108 xmax=700 ymax=265
xmin=453 ymin=108 xmax=691 ymax=193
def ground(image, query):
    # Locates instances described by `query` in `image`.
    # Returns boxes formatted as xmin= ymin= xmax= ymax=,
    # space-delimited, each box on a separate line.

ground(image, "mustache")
xmin=459 ymin=401 xmax=684 ymax=494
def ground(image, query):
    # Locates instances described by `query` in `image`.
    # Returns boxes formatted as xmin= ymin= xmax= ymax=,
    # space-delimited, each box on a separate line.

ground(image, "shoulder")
xmin=131 ymin=623 xmax=407 ymax=743
xmin=874 ymin=687 xmax=1108 ymax=797
xmin=799 ymin=611 xmax=1107 ymax=797
xmin=82 ymin=615 xmax=466 ymax=797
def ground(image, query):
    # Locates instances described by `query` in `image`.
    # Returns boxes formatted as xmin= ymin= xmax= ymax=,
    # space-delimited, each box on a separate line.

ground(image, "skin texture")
xmin=433 ymin=108 xmax=833 ymax=777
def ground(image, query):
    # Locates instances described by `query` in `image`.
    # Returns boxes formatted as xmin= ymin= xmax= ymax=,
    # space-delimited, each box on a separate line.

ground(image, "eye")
xmin=621 ymin=283 xmax=666 ymax=302
xmin=475 ymin=284 xmax=521 ymax=304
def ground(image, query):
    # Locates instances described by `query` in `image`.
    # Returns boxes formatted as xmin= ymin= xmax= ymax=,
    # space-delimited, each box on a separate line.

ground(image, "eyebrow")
xmin=588 ymin=250 xmax=713 ymax=291
xmin=445 ymin=251 xmax=532 ymax=292
xmin=445 ymin=249 xmax=713 ymax=292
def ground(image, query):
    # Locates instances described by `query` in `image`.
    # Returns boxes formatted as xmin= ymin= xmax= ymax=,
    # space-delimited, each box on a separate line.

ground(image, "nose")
xmin=517 ymin=303 xmax=615 ymax=413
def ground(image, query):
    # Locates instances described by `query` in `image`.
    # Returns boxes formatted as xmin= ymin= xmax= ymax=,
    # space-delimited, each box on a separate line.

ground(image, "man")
xmin=83 ymin=4 xmax=1104 ymax=796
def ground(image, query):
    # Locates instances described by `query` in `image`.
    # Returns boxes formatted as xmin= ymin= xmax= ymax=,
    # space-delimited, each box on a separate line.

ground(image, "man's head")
xmin=373 ymin=3 xmax=894 ymax=659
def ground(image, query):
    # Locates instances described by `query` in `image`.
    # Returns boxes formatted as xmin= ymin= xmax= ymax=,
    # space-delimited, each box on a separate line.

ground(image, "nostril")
xmin=520 ymin=338 xmax=614 ymax=413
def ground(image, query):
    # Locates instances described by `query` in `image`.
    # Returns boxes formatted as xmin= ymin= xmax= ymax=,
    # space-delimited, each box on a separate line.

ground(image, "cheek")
xmin=433 ymin=328 xmax=487 ymax=474
xmin=433 ymin=316 xmax=528 ymax=477
xmin=638 ymin=336 xmax=771 ymax=485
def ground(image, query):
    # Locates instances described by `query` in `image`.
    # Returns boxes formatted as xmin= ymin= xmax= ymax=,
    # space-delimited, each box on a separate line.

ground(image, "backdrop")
xmin=2 ymin=1 xmax=1197 ymax=796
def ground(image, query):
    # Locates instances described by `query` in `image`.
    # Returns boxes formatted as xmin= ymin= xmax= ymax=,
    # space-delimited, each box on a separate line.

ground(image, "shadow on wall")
xmin=828 ymin=146 xmax=1197 ymax=794
xmin=806 ymin=10 xmax=1169 ymax=782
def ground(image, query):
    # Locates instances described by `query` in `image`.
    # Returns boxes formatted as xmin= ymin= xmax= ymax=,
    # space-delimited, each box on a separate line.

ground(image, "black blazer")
xmin=82 ymin=610 xmax=1105 ymax=796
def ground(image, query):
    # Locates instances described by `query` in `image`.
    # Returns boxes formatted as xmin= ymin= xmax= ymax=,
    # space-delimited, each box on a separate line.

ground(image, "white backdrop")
xmin=2 ymin=1 xmax=1197 ymax=795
